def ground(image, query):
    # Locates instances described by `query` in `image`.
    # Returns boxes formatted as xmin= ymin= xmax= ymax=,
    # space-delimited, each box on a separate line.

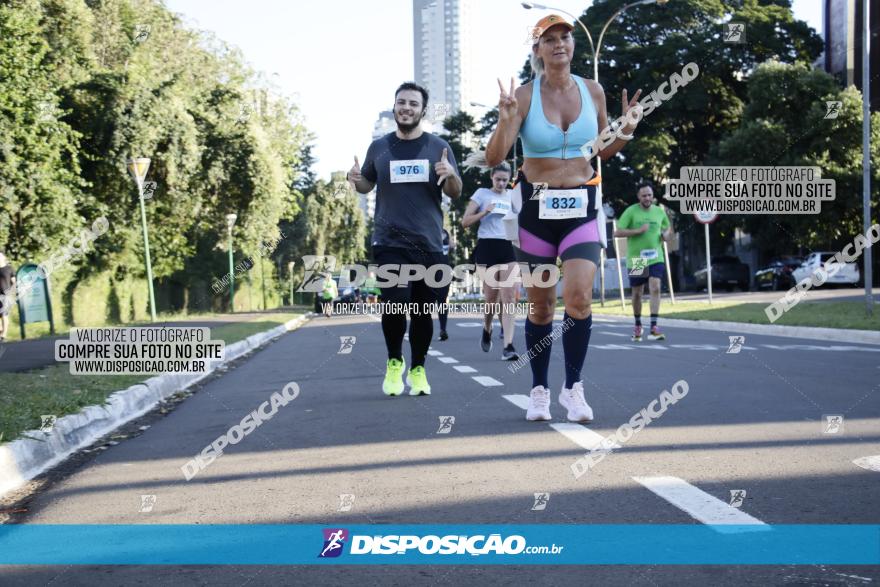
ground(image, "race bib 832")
xmin=538 ymin=190 xmax=586 ymax=219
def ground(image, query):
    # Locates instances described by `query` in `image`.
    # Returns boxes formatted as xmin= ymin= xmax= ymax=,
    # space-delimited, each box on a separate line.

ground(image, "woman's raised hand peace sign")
xmin=497 ymin=77 xmax=519 ymax=122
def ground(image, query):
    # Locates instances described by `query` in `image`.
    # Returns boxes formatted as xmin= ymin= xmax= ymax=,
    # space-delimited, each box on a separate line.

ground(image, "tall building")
xmin=372 ymin=110 xmax=396 ymax=140
xmin=412 ymin=0 xmax=476 ymax=129
xmin=822 ymin=0 xmax=878 ymax=111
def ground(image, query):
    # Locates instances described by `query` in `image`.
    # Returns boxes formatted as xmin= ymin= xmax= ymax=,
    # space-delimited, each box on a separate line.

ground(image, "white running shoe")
xmin=526 ymin=386 xmax=552 ymax=421
xmin=559 ymin=381 xmax=594 ymax=423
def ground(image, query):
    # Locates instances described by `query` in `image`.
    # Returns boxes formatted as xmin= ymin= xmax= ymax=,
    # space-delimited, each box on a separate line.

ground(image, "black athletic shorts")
xmin=629 ymin=262 xmax=666 ymax=287
xmin=372 ymin=245 xmax=450 ymax=309
xmin=474 ymin=238 xmax=516 ymax=267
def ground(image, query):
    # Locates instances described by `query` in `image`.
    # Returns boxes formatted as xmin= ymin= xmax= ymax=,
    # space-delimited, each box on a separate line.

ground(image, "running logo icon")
xmin=525 ymin=25 xmax=544 ymax=45
xmin=530 ymin=182 xmax=548 ymax=201
xmin=133 ymin=24 xmax=151 ymax=43
xmin=436 ymin=416 xmax=455 ymax=434
xmin=40 ymin=415 xmax=57 ymax=433
xmin=728 ymin=490 xmax=746 ymax=508
xmin=823 ymin=415 xmax=844 ymax=434
xmin=298 ymin=256 xmax=337 ymax=292
xmin=630 ymin=257 xmax=648 ymax=276
xmin=824 ymin=101 xmax=842 ymax=119
xmin=319 ymin=528 xmax=349 ymax=558
xmin=430 ymin=103 xmax=451 ymax=122
xmin=140 ymin=495 xmax=157 ymax=513
xmin=338 ymin=494 xmax=355 ymax=512
xmin=723 ymin=23 xmax=745 ymax=43
xmin=237 ymin=103 xmax=252 ymax=124
xmin=338 ymin=336 xmax=356 ymax=354
xmin=727 ymin=336 xmax=745 ymax=354
xmin=142 ymin=181 xmax=157 ymax=200
xmin=531 ymin=493 xmax=550 ymax=511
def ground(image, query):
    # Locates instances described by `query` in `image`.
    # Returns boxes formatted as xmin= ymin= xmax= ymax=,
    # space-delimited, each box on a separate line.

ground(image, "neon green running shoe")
xmin=383 ymin=357 xmax=406 ymax=396
xmin=406 ymin=366 xmax=431 ymax=396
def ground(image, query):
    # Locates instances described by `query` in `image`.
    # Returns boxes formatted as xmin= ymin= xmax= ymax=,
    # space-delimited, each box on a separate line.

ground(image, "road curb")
xmin=0 ymin=314 xmax=311 ymax=500
xmin=592 ymin=314 xmax=880 ymax=345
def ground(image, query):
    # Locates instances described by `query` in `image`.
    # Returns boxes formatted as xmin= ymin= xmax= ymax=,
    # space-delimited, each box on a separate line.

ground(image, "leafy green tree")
xmin=714 ymin=61 xmax=880 ymax=253
xmin=0 ymin=0 xmax=84 ymax=260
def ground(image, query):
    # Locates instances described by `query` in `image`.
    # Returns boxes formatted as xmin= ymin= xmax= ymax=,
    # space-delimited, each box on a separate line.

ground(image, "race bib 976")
xmin=390 ymin=159 xmax=429 ymax=183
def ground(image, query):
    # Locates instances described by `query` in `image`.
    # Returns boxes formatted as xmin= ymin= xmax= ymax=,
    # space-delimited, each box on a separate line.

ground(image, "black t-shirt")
xmin=362 ymin=132 xmax=458 ymax=253
xmin=0 ymin=265 xmax=13 ymax=293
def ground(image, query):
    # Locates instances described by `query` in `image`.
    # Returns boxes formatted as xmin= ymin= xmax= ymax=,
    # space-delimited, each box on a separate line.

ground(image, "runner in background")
xmin=363 ymin=270 xmax=380 ymax=304
xmin=462 ymin=162 xmax=519 ymax=361
xmin=437 ymin=228 xmax=453 ymax=341
xmin=0 ymin=252 xmax=15 ymax=341
xmin=320 ymin=273 xmax=337 ymax=317
xmin=613 ymin=182 xmax=672 ymax=341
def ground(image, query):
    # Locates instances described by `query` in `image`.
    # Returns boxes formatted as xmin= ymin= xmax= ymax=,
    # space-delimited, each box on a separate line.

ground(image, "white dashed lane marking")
xmin=502 ymin=396 xmax=620 ymax=451
xmin=438 ymin=356 xmax=458 ymax=364
xmin=550 ymin=423 xmax=621 ymax=451
xmin=453 ymin=365 xmax=477 ymax=373
xmin=472 ymin=376 xmax=503 ymax=387
xmin=853 ymin=455 xmax=880 ymax=473
xmin=503 ymin=395 xmax=530 ymax=410
xmin=427 ymin=350 xmax=443 ymax=356
xmin=632 ymin=476 xmax=769 ymax=532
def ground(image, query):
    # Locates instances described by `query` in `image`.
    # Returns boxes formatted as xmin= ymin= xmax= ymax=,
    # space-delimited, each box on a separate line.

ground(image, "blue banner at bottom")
xmin=0 ymin=525 xmax=877 ymax=565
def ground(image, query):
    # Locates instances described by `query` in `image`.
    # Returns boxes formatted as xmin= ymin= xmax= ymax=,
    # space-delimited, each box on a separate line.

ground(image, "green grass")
xmin=585 ymin=300 xmax=880 ymax=331
xmin=2 ymin=307 xmax=310 ymax=343
xmin=204 ymin=313 xmax=302 ymax=344
xmin=0 ymin=311 xmax=302 ymax=444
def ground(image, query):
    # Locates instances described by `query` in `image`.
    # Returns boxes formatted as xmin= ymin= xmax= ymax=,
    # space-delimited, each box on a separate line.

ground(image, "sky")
xmin=164 ymin=0 xmax=823 ymax=182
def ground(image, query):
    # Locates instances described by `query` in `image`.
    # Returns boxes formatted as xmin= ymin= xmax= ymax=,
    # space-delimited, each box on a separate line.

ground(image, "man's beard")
xmin=395 ymin=111 xmax=423 ymax=133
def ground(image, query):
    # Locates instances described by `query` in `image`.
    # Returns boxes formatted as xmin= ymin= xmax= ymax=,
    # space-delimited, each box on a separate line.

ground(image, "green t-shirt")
xmin=321 ymin=278 xmax=338 ymax=300
xmin=617 ymin=204 xmax=670 ymax=268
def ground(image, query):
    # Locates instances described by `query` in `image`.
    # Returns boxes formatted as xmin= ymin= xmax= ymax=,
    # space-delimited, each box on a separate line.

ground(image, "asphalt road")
xmin=2 ymin=310 xmax=879 ymax=585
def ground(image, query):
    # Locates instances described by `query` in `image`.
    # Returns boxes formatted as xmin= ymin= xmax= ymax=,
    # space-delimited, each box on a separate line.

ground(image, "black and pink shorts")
xmin=514 ymin=171 xmax=602 ymax=268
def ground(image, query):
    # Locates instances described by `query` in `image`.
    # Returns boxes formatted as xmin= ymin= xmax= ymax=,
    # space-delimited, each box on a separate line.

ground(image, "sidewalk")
xmin=0 ymin=313 xmax=284 ymax=374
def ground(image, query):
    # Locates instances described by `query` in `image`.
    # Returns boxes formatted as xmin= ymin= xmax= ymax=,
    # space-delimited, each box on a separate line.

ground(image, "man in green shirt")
xmin=614 ymin=183 xmax=672 ymax=341
xmin=320 ymin=273 xmax=338 ymax=317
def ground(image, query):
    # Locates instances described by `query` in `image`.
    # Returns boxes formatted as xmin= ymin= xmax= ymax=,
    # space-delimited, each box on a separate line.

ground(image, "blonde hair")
xmin=530 ymin=46 xmax=544 ymax=78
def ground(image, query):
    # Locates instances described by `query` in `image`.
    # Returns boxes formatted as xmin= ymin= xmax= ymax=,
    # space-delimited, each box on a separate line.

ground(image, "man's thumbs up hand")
xmin=435 ymin=148 xmax=453 ymax=186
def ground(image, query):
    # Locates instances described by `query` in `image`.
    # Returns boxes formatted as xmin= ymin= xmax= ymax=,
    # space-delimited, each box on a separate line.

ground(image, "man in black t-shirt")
xmin=348 ymin=81 xmax=462 ymax=397
xmin=0 ymin=252 xmax=16 ymax=341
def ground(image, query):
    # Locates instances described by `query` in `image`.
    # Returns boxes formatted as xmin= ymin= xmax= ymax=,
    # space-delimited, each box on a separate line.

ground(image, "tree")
xmin=714 ymin=61 xmax=880 ymax=254
xmin=0 ymin=0 xmax=84 ymax=260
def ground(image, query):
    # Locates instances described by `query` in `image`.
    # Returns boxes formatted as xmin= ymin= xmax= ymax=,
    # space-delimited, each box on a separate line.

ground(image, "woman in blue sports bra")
xmin=484 ymin=13 xmax=643 ymax=424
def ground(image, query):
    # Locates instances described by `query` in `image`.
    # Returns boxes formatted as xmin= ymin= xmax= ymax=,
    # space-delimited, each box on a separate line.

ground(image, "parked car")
xmin=693 ymin=255 xmax=750 ymax=291
xmin=755 ymin=256 xmax=804 ymax=290
xmin=791 ymin=252 xmax=860 ymax=287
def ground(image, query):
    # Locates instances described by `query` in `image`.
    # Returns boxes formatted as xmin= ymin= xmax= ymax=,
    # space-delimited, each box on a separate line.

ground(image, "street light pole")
xmin=226 ymin=213 xmax=237 ymax=313
xmin=127 ymin=157 xmax=157 ymax=322
xmin=862 ymin=0 xmax=873 ymax=315
xmin=288 ymin=261 xmax=295 ymax=307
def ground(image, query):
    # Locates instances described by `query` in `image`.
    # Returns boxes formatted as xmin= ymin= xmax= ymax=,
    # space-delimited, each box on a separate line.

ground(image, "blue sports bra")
xmin=520 ymin=75 xmax=598 ymax=159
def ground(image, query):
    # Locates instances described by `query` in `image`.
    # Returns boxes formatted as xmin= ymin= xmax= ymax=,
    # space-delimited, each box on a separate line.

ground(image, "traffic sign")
xmin=693 ymin=210 xmax=719 ymax=224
